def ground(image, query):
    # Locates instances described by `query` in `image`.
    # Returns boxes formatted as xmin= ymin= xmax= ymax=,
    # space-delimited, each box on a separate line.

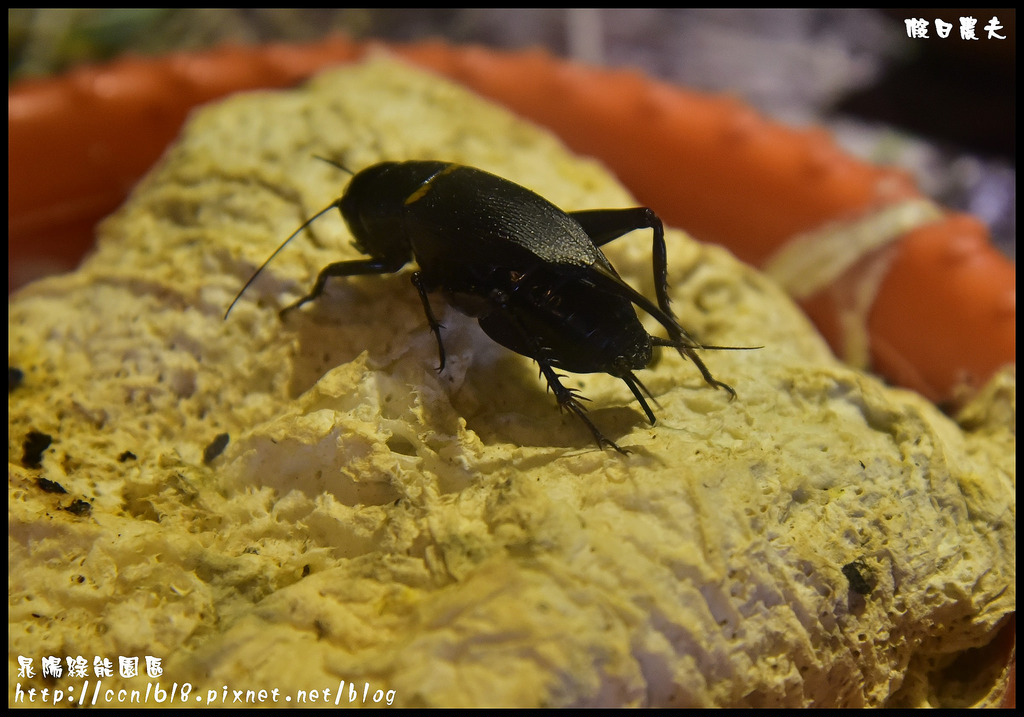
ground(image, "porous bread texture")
xmin=8 ymin=58 xmax=1015 ymax=708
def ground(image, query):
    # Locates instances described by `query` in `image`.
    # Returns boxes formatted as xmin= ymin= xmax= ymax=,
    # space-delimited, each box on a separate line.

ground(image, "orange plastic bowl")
xmin=8 ymin=36 xmax=1014 ymax=405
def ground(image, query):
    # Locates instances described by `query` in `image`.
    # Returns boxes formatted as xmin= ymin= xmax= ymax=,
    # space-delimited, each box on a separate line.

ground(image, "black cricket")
xmin=227 ymin=159 xmax=742 ymax=453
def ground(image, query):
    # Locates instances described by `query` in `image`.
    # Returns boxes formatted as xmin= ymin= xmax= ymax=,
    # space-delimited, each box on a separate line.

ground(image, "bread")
xmin=8 ymin=58 xmax=1014 ymax=707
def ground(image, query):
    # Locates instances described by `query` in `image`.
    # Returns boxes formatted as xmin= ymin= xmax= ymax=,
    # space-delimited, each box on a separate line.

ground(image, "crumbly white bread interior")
xmin=8 ymin=58 xmax=1015 ymax=707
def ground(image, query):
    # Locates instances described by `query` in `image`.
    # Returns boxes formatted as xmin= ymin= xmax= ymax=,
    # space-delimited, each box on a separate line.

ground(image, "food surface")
xmin=8 ymin=58 xmax=1015 ymax=707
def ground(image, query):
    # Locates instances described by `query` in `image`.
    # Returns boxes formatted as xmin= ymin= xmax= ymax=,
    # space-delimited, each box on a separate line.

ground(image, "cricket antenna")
xmin=224 ymin=200 xmax=342 ymax=319
xmin=313 ymin=155 xmax=355 ymax=175
xmin=224 ymin=155 xmax=355 ymax=319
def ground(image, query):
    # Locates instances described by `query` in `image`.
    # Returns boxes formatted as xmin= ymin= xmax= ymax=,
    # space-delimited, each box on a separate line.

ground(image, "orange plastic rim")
xmin=8 ymin=36 xmax=1015 ymax=406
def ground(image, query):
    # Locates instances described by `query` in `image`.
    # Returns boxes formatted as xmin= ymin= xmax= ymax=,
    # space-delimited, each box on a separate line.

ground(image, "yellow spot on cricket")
xmin=404 ymin=165 xmax=460 ymax=205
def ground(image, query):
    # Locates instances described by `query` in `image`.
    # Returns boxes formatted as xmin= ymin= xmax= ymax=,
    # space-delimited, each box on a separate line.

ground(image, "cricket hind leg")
xmin=535 ymin=361 xmax=629 ymax=455
xmin=650 ymin=336 xmax=738 ymax=398
xmin=479 ymin=304 xmax=630 ymax=454
xmin=569 ymin=207 xmax=673 ymax=318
